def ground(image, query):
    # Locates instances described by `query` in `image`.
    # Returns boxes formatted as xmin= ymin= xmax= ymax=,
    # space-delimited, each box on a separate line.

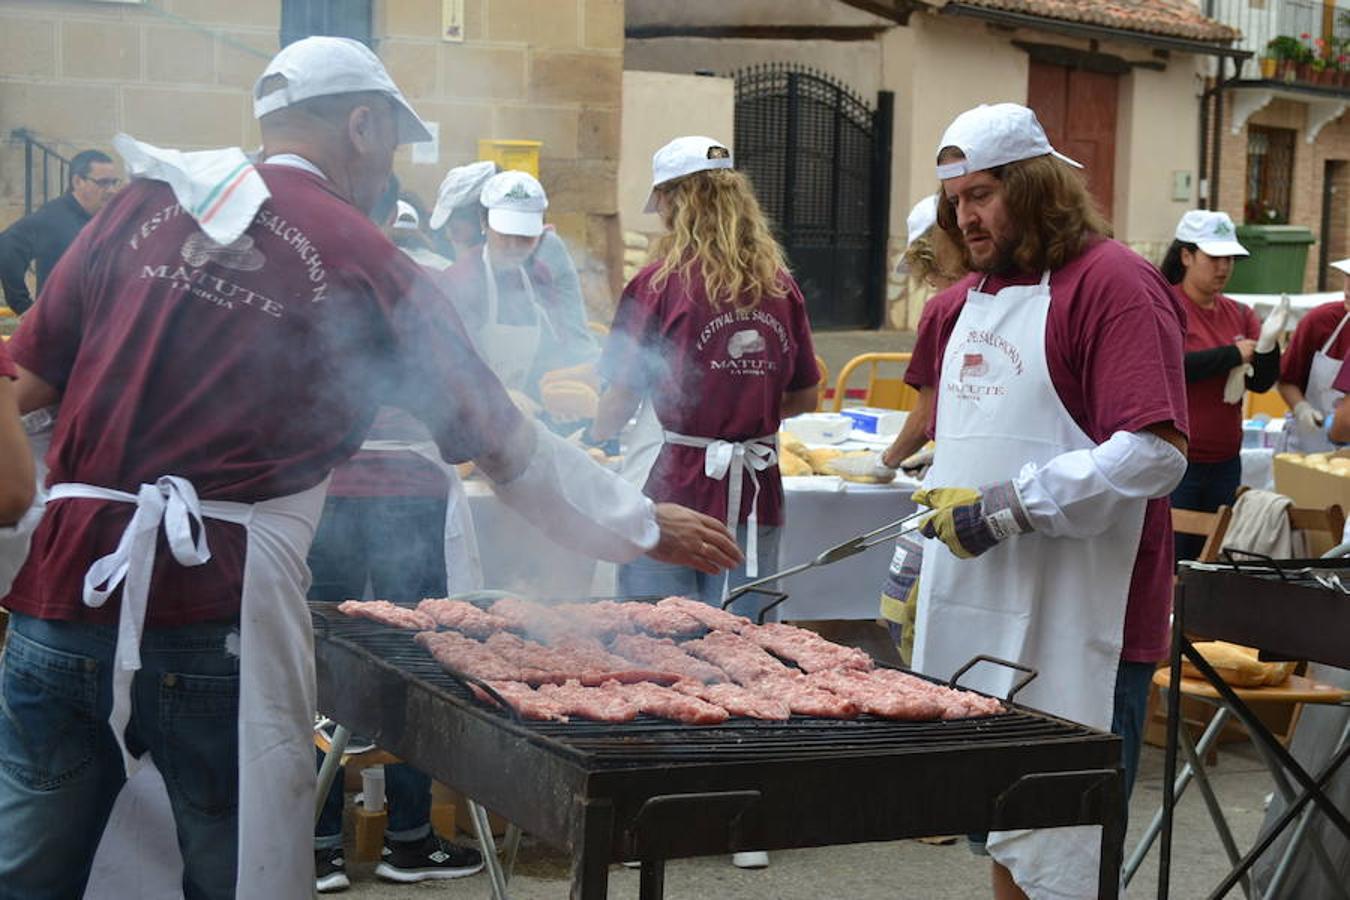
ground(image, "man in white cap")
xmin=437 ymin=169 xmax=597 ymax=397
xmin=906 ymin=103 xmax=1189 ymax=900
xmin=0 ymin=35 xmax=740 ymax=899
xmin=1279 ymin=257 xmax=1350 ymax=450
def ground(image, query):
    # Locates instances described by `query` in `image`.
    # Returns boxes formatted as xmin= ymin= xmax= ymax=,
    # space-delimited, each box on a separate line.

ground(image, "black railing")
xmin=10 ymin=129 xmax=71 ymax=216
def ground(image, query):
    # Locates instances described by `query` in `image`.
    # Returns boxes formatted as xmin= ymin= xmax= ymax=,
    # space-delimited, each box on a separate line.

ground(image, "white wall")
xmin=618 ymin=70 xmax=735 ymax=234
xmin=625 ymin=36 xmax=884 ymax=98
xmin=625 ymin=0 xmax=890 ymax=28
xmin=1113 ymin=59 xmax=1204 ymax=255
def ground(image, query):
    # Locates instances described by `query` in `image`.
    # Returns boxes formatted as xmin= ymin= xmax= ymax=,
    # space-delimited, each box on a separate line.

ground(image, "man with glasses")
xmin=0 ymin=149 xmax=120 ymax=315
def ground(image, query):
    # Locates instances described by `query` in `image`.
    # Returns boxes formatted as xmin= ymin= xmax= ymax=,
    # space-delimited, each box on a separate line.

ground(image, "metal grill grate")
xmin=312 ymin=604 xmax=1098 ymax=768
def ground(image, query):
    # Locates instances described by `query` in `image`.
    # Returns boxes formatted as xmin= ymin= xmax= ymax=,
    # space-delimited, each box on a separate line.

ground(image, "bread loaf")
xmin=1180 ymin=641 xmax=1294 ymax=687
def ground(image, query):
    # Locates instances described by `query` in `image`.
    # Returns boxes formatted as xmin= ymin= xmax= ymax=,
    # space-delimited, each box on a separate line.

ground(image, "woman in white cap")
xmin=435 ymin=169 xmax=598 ymax=398
xmin=590 ymin=138 xmax=820 ymax=610
xmin=1160 ymin=210 xmax=1288 ymax=557
xmin=1277 ymin=257 xmax=1350 ymax=451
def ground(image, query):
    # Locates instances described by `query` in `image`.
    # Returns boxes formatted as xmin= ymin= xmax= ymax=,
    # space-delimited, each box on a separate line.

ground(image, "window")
xmin=1245 ymin=126 xmax=1296 ymax=224
xmin=281 ymin=0 xmax=373 ymax=48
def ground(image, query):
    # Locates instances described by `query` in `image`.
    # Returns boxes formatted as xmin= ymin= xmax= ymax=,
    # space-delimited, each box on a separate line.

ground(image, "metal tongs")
xmin=727 ymin=507 xmax=930 ymax=601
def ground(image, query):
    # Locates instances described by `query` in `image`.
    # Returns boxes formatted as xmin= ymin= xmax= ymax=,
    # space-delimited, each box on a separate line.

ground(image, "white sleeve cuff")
xmin=1014 ymin=429 xmax=1187 ymax=539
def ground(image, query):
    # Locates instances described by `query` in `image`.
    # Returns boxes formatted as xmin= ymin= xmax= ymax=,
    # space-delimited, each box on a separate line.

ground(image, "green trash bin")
xmin=1226 ymin=225 xmax=1315 ymax=294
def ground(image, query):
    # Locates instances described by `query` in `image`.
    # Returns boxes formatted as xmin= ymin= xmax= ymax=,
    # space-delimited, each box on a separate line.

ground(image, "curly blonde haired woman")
xmin=591 ymin=136 xmax=820 ymax=629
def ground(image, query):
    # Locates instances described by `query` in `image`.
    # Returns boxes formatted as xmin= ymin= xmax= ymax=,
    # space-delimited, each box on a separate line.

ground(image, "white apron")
xmin=618 ymin=399 xmax=663 ymax=488
xmin=912 ymin=271 xmax=1146 ymax=900
xmin=358 ymin=439 xmax=483 ymax=593
xmin=52 ymin=474 xmax=330 ymax=900
xmin=476 ymin=244 xmax=546 ymax=392
xmin=661 ymin=430 xmax=777 ymax=588
xmin=1288 ymin=312 xmax=1349 ymax=453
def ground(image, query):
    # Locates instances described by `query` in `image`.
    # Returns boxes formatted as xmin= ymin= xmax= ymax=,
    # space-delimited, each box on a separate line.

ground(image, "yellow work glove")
xmin=913 ymin=482 xmax=1033 ymax=559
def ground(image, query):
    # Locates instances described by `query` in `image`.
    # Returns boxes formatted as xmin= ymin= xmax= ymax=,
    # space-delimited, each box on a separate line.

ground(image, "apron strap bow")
xmin=664 ymin=432 xmax=777 ymax=589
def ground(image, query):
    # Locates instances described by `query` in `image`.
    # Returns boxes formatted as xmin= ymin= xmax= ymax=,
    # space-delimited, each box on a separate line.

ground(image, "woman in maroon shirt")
xmin=1161 ymin=210 xmax=1279 ymax=558
xmin=591 ymin=136 xmax=820 ymax=615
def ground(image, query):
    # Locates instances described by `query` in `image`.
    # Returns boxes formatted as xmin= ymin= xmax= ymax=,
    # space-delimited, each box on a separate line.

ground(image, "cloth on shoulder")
xmin=1220 ymin=489 xmax=1294 ymax=559
xmin=113 ymin=133 xmax=269 ymax=245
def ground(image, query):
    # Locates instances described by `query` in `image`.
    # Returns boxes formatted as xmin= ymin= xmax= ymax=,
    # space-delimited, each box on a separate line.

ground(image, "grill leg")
xmin=1098 ymin=767 xmax=1125 ymax=900
xmin=570 ymin=799 xmax=614 ymax=900
xmin=502 ymin=823 xmax=522 ymax=884
xmin=315 ymin=724 xmax=350 ymax=825
xmin=1246 ymin=726 xmax=1349 ymax=899
xmin=638 ymin=860 xmax=665 ymax=900
xmin=1177 ymin=713 xmax=1252 ymax=899
xmin=1125 ymin=707 xmax=1231 ymax=885
xmin=466 ymin=799 xmax=510 ymax=900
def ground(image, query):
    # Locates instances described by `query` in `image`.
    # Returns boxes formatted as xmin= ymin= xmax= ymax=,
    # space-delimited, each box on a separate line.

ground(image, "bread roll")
xmin=541 ymin=379 xmax=599 ymax=422
xmin=802 ymin=447 xmax=843 ymax=474
xmin=779 ymin=431 xmax=807 ymax=457
xmin=1180 ymin=641 xmax=1293 ymax=687
xmin=779 ymin=449 xmax=813 ymax=477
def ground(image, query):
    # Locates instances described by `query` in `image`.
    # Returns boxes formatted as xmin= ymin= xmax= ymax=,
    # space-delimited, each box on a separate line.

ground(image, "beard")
xmin=965 ymin=231 xmax=1020 ymax=275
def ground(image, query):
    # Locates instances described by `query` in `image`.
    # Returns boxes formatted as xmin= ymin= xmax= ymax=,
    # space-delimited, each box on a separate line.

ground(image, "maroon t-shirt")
xmin=1176 ymin=286 xmax=1261 ymax=463
xmin=1282 ymin=300 xmax=1350 ymax=392
xmin=6 ymin=165 xmax=520 ymax=626
xmin=326 ymin=406 xmax=450 ymax=499
xmin=599 ymin=263 xmax=819 ymax=527
xmin=904 ymin=238 xmax=1189 ymax=663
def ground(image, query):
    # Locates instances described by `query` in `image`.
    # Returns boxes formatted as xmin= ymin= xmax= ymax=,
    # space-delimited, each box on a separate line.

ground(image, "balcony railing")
xmin=1207 ymin=0 xmax=1350 ymax=80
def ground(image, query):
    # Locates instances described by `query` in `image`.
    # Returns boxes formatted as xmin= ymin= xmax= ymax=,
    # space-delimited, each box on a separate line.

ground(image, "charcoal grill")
xmin=311 ymin=602 xmax=1126 ymax=899
xmin=1155 ymin=557 xmax=1350 ymax=899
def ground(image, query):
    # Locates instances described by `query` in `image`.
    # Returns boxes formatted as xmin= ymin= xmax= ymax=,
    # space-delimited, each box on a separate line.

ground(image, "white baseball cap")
xmin=644 ymin=135 xmax=734 ymax=213
xmin=1175 ymin=210 xmax=1248 ymax=257
xmin=393 ymin=200 xmax=419 ymax=230
xmin=480 ymin=170 xmax=547 ymax=237
xmin=252 ymin=36 xmax=432 ymax=144
xmin=1330 ymin=257 xmax=1350 ymax=275
xmin=905 ymin=195 xmax=938 ymax=249
xmin=935 ymin=103 xmax=1082 ymax=180
xmin=428 ymin=160 xmax=498 ymax=230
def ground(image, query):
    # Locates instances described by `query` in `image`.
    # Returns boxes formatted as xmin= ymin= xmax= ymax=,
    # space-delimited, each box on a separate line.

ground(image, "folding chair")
xmin=814 ymin=354 xmax=830 ymax=411
xmin=829 ymin=352 xmax=919 ymax=412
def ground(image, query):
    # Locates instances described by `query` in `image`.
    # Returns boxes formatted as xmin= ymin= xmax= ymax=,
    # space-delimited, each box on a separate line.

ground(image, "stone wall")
xmin=0 ymin=0 xmax=625 ymax=314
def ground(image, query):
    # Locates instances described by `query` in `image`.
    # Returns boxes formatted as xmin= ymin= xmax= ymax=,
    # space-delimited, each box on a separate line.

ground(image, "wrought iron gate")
xmin=733 ymin=64 xmax=893 ymax=330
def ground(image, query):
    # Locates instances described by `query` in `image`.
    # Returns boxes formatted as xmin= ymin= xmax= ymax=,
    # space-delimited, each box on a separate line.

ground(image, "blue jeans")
xmin=969 ymin=658 xmax=1155 ymax=854
xmin=309 ymin=495 xmax=444 ymax=846
xmin=618 ymin=525 xmax=782 ymax=621
xmin=0 ymin=612 xmax=240 ymax=900
xmin=1170 ymin=455 xmax=1241 ymax=561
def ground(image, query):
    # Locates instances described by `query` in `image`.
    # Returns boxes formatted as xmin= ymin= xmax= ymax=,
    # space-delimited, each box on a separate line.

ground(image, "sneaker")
xmin=315 ymin=846 xmax=350 ymax=893
xmin=732 ymin=851 xmax=769 ymax=869
xmin=375 ymin=833 xmax=485 ymax=883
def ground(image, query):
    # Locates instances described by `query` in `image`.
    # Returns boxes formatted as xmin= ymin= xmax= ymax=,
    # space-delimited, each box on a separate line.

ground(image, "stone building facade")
xmin=0 ymin=0 xmax=624 ymax=313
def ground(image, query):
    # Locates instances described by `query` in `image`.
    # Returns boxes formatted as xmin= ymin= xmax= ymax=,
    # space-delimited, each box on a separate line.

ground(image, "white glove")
xmin=1257 ymin=294 xmax=1292 ymax=353
xmin=824 ymin=451 xmax=897 ymax=482
xmin=1294 ymin=400 xmax=1324 ymax=431
xmin=898 ymin=446 xmax=935 ymax=476
xmin=1223 ymin=364 xmax=1252 ymax=405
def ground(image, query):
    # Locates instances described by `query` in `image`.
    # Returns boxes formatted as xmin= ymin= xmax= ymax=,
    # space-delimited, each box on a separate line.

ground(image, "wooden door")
xmin=1027 ymin=61 xmax=1118 ymax=223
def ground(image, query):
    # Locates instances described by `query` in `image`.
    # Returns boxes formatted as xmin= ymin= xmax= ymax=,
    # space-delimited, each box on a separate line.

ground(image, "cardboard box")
xmin=1271 ymin=450 xmax=1350 ymax=556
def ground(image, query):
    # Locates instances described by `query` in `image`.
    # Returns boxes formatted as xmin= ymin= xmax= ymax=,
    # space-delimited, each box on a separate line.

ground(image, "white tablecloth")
xmin=464 ymin=477 xmax=917 ymax=619
xmin=1241 ymin=447 xmax=1276 ymax=491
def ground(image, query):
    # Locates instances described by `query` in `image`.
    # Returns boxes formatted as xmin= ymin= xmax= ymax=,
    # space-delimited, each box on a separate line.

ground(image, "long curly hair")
xmin=934 ymin=154 xmax=1111 ymax=273
xmin=648 ymin=169 xmax=789 ymax=310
